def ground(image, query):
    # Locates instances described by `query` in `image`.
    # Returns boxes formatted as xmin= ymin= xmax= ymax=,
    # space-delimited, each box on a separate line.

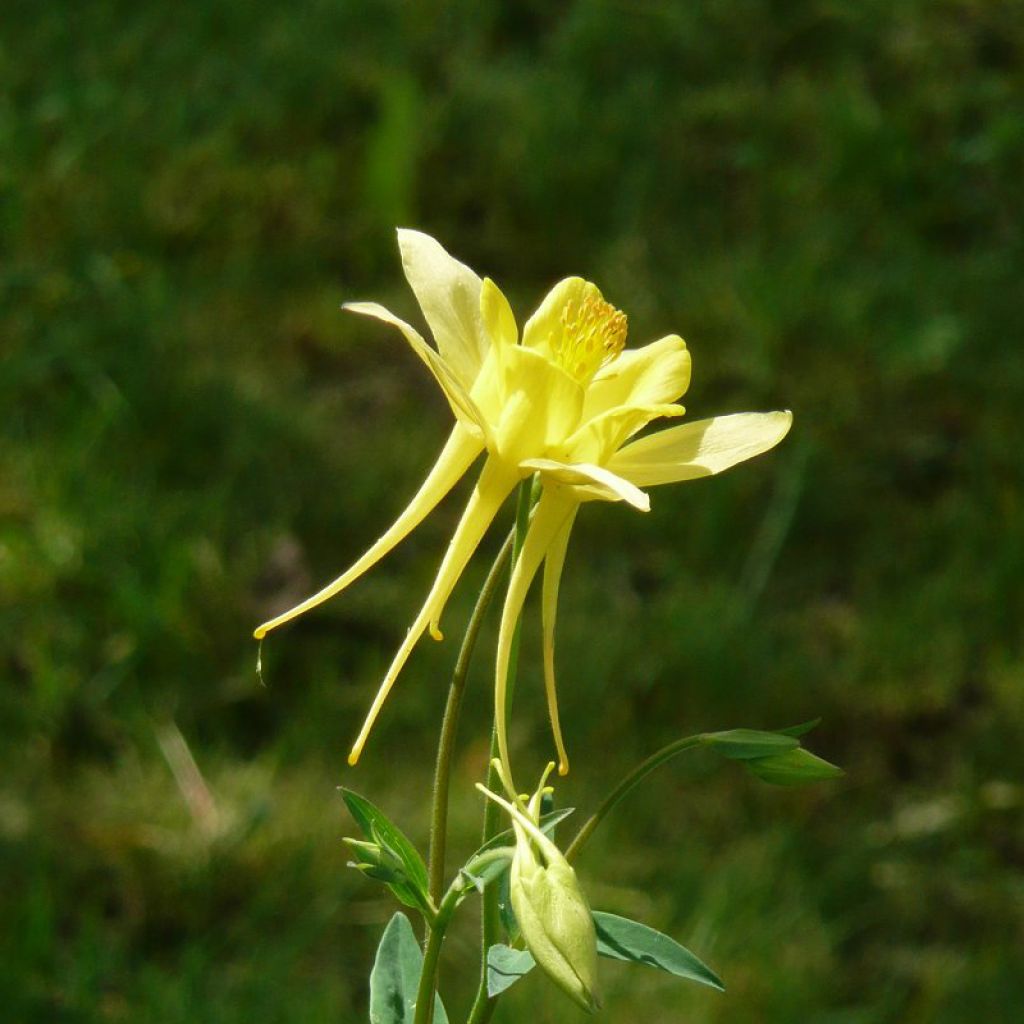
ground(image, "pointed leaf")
xmin=342 ymin=790 xmax=430 ymax=914
xmin=369 ymin=913 xmax=449 ymax=1024
xmin=776 ymin=718 xmax=821 ymax=739
xmin=486 ymin=944 xmax=536 ymax=997
xmin=703 ymin=729 xmax=799 ymax=760
xmin=745 ymin=747 xmax=843 ymax=786
xmin=592 ymin=912 xmax=724 ymax=992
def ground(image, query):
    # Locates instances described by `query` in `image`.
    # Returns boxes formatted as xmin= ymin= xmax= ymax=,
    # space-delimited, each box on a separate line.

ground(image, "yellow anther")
xmin=554 ymin=290 xmax=627 ymax=385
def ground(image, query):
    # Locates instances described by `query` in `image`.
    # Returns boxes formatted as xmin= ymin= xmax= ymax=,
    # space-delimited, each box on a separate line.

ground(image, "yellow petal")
xmin=253 ymin=425 xmax=482 ymax=639
xmin=521 ymin=277 xmax=589 ymax=356
xmin=495 ymin=491 xmax=578 ymax=779
xmin=520 ymin=459 xmax=650 ymax=511
xmin=608 ymin=411 xmax=793 ymax=486
xmin=583 ymin=334 xmax=691 ymax=421
xmin=348 ymin=457 xmax=518 ymax=765
xmin=541 ymin=507 xmax=578 ymax=776
xmin=560 ymin=401 xmax=684 ymax=464
xmin=396 ymin=228 xmax=487 ymax=389
xmin=494 ymin=345 xmax=585 ymax=463
xmin=480 ymin=277 xmax=518 ymax=350
xmin=343 ymin=301 xmax=492 ymax=443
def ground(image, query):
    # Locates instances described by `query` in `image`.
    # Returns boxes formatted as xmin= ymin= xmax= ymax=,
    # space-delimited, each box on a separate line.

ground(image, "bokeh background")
xmin=4 ymin=1 xmax=1023 ymax=1021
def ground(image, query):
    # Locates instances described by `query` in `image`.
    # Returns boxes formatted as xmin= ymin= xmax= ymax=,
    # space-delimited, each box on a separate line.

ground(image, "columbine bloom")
xmin=254 ymin=229 xmax=694 ymax=765
xmin=478 ymin=761 xmax=599 ymax=1012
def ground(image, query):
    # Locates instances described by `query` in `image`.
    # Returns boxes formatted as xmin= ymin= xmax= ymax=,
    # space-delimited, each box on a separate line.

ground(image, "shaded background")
xmin=3 ymin=1 xmax=1023 ymax=1021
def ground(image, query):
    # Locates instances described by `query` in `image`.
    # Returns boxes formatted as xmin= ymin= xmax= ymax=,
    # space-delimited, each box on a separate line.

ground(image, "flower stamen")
xmin=554 ymin=292 xmax=627 ymax=385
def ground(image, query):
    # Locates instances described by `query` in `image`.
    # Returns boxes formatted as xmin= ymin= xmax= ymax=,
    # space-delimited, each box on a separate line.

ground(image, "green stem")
xmin=467 ymin=480 xmax=533 ymax=1024
xmin=414 ymin=531 xmax=515 ymax=1024
xmin=564 ymin=734 xmax=705 ymax=863
xmin=412 ymin=882 xmax=463 ymax=1024
xmin=427 ymin=529 xmax=515 ymax=905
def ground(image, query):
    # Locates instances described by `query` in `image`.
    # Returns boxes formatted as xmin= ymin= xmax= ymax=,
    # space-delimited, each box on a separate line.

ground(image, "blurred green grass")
xmin=2 ymin=0 xmax=1023 ymax=1020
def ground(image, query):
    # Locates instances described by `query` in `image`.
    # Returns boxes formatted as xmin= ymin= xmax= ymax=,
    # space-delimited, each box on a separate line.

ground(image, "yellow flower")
xmin=253 ymin=229 xmax=706 ymax=765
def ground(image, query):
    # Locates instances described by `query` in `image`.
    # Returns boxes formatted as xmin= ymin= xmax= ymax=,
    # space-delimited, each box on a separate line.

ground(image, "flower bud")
xmin=343 ymin=836 xmax=404 ymax=883
xmin=478 ymin=762 xmax=599 ymax=1012
xmin=510 ymin=831 xmax=599 ymax=1012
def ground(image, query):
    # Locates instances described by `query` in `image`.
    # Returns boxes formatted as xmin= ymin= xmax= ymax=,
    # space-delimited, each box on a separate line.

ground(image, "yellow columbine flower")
xmin=254 ymin=229 xmax=690 ymax=765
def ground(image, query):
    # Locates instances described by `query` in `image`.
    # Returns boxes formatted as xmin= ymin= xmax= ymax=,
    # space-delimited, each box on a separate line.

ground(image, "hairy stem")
xmin=412 ymin=883 xmax=463 ymax=1024
xmin=414 ymin=529 xmax=515 ymax=1024
xmin=565 ymin=734 xmax=705 ymax=862
xmin=427 ymin=529 xmax=515 ymax=905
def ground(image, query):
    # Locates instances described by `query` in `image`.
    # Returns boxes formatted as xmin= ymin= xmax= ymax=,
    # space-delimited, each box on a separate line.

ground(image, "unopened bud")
xmin=478 ymin=762 xmax=599 ymax=1012
xmin=511 ymin=833 xmax=598 ymax=1011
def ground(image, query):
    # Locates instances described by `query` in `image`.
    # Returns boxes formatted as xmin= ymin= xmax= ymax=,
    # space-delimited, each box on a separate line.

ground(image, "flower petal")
xmin=397 ymin=228 xmax=487 ymax=389
xmin=560 ymin=401 xmax=684 ymax=464
xmin=494 ymin=491 xmax=578 ymax=781
xmin=608 ymin=411 xmax=793 ymax=486
xmin=583 ymin=334 xmax=691 ymax=420
xmin=254 ymin=424 xmax=482 ymax=639
xmin=494 ymin=345 xmax=585 ymax=463
xmin=522 ymin=459 xmax=651 ymax=511
xmin=480 ymin=277 xmax=518 ymax=350
xmin=344 ymin=301 xmax=492 ymax=443
xmin=348 ymin=457 xmax=518 ymax=765
xmin=522 ymin=277 xmax=590 ymax=356
xmin=541 ymin=507 xmax=578 ymax=776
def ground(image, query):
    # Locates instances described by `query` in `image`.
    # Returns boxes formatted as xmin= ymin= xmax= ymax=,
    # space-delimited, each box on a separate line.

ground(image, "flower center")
xmin=554 ymin=291 xmax=627 ymax=385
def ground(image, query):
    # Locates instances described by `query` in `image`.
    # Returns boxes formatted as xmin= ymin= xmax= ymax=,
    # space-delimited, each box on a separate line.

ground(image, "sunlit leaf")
xmin=486 ymin=944 xmax=536 ymax=997
xmin=593 ymin=912 xmax=724 ymax=991
xmin=342 ymin=790 xmax=430 ymax=915
xmin=369 ymin=913 xmax=449 ymax=1024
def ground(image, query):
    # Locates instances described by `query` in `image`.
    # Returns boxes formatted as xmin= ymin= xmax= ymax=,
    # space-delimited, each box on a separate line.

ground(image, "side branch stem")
xmin=565 ymin=734 xmax=705 ymax=862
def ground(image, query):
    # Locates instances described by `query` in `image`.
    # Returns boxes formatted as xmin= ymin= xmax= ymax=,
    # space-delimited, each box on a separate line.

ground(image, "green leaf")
xmin=703 ymin=729 xmax=799 ymax=760
xmin=486 ymin=944 xmax=536 ymax=997
xmin=369 ymin=913 xmax=449 ymax=1024
xmin=342 ymin=790 xmax=431 ymax=916
xmin=776 ymin=718 xmax=821 ymax=738
xmin=592 ymin=912 xmax=724 ymax=992
xmin=744 ymin=747 xmax=843 ymax=786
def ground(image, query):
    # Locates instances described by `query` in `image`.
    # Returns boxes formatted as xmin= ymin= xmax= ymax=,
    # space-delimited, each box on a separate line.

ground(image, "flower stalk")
xmin=427 ymin=528 xmax=514 ymax=904
xmin=467 ymin=480 xmax=534 ymax=1024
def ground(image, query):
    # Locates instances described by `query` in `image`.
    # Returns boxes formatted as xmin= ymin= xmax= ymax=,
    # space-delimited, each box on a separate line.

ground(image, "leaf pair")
xmin=486 ymin=911 xmax=724 ymax=998
xmin=702 ymin=721 xmax=843 ymax=785
xmin=342 ymin=789 xmax=432 ymax=918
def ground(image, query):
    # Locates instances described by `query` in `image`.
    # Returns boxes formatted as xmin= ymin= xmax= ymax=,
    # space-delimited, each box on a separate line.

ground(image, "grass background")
xmin=3 ymin=1 xmax=1023 ymax=1020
